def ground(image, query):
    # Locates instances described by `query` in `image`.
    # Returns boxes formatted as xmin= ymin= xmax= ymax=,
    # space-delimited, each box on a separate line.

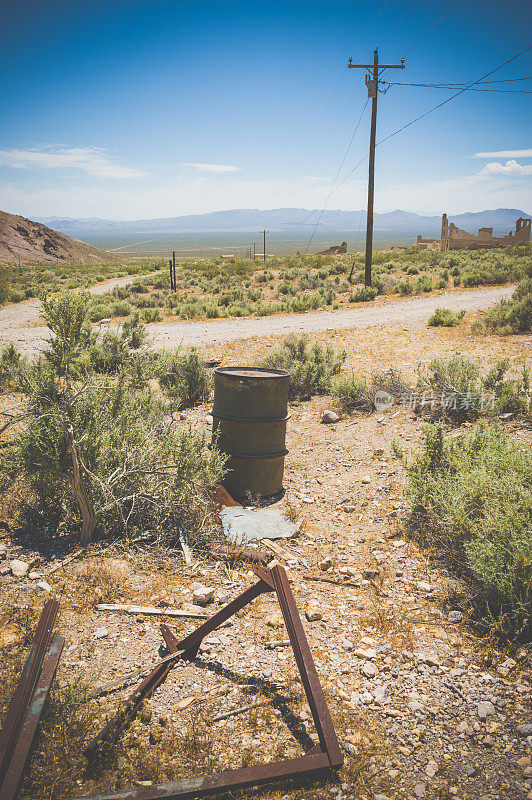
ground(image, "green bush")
xmin=332 ymin=375 xmax=370 ymax=412
xmin=0 ymin=296 xmax=223 ymax=544
xmin=89 ymin=302 xmax=114 ymax=322
xmin=475 ymin=277 xmax=531 ymax=335
xmin=428 ymin=307 xmax=465 ymax=327
xmin=258 ymin=333 xmax=345 ymax=399
xmin=415 ymin=275 xmax=433 ymax=293
xmin=142 ymin=307 xmax=163 ymax=323
xmin=8 ymin=290 xmax=25 ymax=303
xmin=158 ymin=347 xmax=211 ymax=408
xmin=395 ymin=281 xmax=413 ymax=296
xmin=407 ymin=422 xmax=532 ymax=636
xmin=350 ymin=286 xmax=377 ymax=302
xmin=113 ymin=301 xmax=133 ymax=317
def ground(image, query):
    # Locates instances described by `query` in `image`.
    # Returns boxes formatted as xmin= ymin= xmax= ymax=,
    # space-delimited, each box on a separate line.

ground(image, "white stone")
xmin=37 ymin=581 xmax=52 ymax=592
xmin=10 ymin=559 xmax=29 ymax=577
xmin=362 ymin=661 xmax=377 ymax=678
xmin=94 ymin=627 xmax=109 ymax=639
xmin=477 ymin=700 xmax=495 ymax=720
xmin=191 ymin=583 xmax=215 ymax=605
xmin=321 ymin=410 xmax=339 ymax=424
xmin=361 ymin=475 xmax=371 ymax=484
xmin=342 ymin=638 xmax=354 ymax=651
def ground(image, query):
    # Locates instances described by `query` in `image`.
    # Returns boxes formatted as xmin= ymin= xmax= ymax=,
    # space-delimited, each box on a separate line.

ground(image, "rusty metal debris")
xmin=77 ymin=563 xmax=343 ymax=799
xmin=0 ymin=599 xmax=64 ymax=800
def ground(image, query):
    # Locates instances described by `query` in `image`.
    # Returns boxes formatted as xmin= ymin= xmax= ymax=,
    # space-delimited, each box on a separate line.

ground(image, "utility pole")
xmin=348 ymin=49 xmax=405 ymax=286
xmin=261 ymin=230 xmax=269 ymax=264
xmin=253 ymin=242 xmax=256 ymax=259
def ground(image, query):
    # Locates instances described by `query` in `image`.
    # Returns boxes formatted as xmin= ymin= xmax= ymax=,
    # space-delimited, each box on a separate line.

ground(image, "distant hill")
xmin=0 ymin=210 xmax=114 ymax=264
xmin=40 ymin=207 xmax=531 ymax=238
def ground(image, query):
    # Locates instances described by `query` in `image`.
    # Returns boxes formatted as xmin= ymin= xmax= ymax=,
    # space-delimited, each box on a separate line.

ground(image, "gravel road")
xmin=0 ymin=283 xmax=513 ymax=355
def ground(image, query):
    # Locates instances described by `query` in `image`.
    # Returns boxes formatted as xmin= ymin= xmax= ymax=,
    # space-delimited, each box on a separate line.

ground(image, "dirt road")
xmin=0 ymin=284 xmax=513 ymax=355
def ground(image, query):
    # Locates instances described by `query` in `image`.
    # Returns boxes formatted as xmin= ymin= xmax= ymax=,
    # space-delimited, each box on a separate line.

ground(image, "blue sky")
xmin=0 ymin=0 xmax=530 ymax=219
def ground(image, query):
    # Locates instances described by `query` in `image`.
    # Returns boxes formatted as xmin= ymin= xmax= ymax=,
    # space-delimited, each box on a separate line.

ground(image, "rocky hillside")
xmin=0 ymin=210 xmax=113 ymax=264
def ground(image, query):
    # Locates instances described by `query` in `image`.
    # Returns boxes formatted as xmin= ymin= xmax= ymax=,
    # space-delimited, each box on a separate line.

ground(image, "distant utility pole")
xmin=348 ymin=49 xmax=405 ymax=286
xmin=253 ymin=242 xmax=256 ymax=259
xmin=261 ymin=230 xmax=269 ymax=263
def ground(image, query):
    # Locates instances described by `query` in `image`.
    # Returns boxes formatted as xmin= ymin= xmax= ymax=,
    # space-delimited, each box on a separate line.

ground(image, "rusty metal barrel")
xmin=212 ymin=367 xmax=289 ymax=498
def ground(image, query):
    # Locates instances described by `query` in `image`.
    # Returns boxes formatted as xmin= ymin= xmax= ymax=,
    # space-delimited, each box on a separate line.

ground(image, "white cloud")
xmin=0 ymin=146 xmax=146 ymax=178
xmin=473 ymin=149 xmax=532 ymax=159
xmin=479 ymin=159 xmax=532 ymax=176
xmin=181 ymin=162 xmax=241 ymax=173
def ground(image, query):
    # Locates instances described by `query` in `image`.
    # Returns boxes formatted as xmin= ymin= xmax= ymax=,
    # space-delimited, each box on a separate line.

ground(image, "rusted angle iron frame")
xmin=0 ymin=634 xmax=64 ymax=800
xmin=0 ymin=598 xmax=60 ymax=787
xmin=75 ymin=564 xmax=342 ymax=800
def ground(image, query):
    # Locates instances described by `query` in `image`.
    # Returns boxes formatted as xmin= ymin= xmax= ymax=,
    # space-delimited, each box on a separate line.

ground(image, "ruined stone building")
xmin=316 ymin=241 xmax=347 ymax=256
xmin=415 ymin=214 xmax=531 ymax=251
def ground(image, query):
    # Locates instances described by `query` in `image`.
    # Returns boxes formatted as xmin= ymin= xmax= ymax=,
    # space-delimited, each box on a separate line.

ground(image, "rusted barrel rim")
xmin=214 ymin=367 xmax=290 ymax=380
xmin=225 ymin=449 xmax=289 ymax=459
xmin=212 ymin=412 xmax=291 ymax=423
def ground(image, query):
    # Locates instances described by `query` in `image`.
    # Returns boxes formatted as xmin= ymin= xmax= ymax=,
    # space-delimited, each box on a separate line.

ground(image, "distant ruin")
xmin=415 ymin=213 xmax=531 ymax=251
xmin=317 ymin=241 xmax=347 ymax=256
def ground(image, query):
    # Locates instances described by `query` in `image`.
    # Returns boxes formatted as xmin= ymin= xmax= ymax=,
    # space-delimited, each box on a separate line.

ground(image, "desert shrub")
xmin=142 ymin=307 xmax=163 ymax=323
xmin=258 ymin=333 xmax=345 ymax=399
xmin=407 ymin=422 xmax=532 ymax=636
xmin=395 ymin=281 xmax=413 ymax=296
xmin=415 ymin=275 xmax=433 ymax=293
xmin=89 ymin=302 xmax=114 ymax=322
xmin=8 ymin=289 xmax=25 ymax=303
xmin=418 ymin=355 xmax=482 ymax=422
xmin=0 ymin=295 xmax=223 ymax=544
xmin=428 ymin=307 xmax=465 ymax=327
xmin=0 ymin=343 xmax=25 ymax=391
xmin=332 ymin=375 xmax=370 ymax=412
xmin=418 ymin=355 xmax=530 ymax=422
xmin=0 ymin=273 xmax=8 ymax=304
xmin=113 ymin=300 xmax=133 ymax=317
xmin=474 ymin=277 xmax=531 ymax=335
xmin=158 ymin=347 xmax=211 ymax=408
xmin=350 ymin=286 xmax=377 ymax=302
xmin=90 ymin=316 xmax=146 ymax=374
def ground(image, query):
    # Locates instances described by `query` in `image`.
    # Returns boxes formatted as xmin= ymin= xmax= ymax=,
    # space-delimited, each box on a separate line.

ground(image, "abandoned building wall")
xmin=416 ymin=214 xmax=531 ymax=251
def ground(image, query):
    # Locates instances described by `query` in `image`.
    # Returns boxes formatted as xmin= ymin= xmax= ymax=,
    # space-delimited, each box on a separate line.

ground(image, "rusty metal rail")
xmin=74 ymin=564 xmax=342 ymax=800
xmin=0 ymin=599 xmax=63 ymax=800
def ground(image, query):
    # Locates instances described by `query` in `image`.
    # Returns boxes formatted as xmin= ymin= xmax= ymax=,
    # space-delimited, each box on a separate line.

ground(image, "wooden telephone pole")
xmin=261 ymin=230 xmax=269 ymax=263
xmin=348 ymin=49 xmax=405 ymax=286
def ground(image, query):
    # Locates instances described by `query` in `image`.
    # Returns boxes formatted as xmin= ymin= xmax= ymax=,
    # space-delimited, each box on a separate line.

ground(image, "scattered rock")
xmin=37 ymin=581 xmax=52 ymax=592
xmin=267 ymin=614 xmax=284 ymax=628
xmin=94 ymin=627 xmax=109 ymax=639
xmin=140 ymin=704 xmax=152 ymax=723
xmin=319 ymin=556 xmax=333 ymax=572
xmin=425 ymin=761 xmax=439 ymax=778
xmin=360 ymin=691 xmax=374 ymax=705
xmin=517 ymin=723 xmax=532 ymax=737
xmin=0 ymin=543 xmax=6 ymax=559
xmin=305 ymin=604 xmax=323 ymax=622
xmin=362 ymin=661 xmax=377 ymax=678
xmin=448 ymin=610 xmax=463 ymax=623
xmin=10 ymin=559 xmax=29 ymax=577
xmin=321 ymin=410 xmax=339 ymax=424
xmin=342 ymin=639 xmax=354 ymax=651
xmin=477 ymin=701 xmax=495 ymax=720
xmin=361 ymin=475 xmax=371 ymax=484
xmin=417 ymin=581 xmax=432 ymax=592
xmin=464 ymin=764 xmax=476 ymax=777
xmin=28 ymin=571 xmax=41 ymax=580
xmin=414 ymin=783 xmax=426 ymax=798
xmin=191 ymin=583 xmax=214 ymax=605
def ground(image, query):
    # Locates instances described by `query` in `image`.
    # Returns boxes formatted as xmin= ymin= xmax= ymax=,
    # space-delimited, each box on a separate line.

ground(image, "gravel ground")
xmin=0 ymin=284 xmax=514 ymax=356
xmin=1 ymin=396 xmax=531 ymax=800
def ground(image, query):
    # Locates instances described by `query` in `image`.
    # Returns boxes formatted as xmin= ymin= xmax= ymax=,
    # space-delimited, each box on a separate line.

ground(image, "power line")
xmin=332 ymin=46 xmax=531 ymax=196
xmin=378 ymin=0 xmax=421 ymax=47
xmin=377 ymin=46 xmax=532 ymax=148
xmin=382 ymin=80 xmax=532 ymax=93
xmin=402 ymin=0 xmax=462 ymax=58
xmin=303 ymin=100 xmax=369 ymax=254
